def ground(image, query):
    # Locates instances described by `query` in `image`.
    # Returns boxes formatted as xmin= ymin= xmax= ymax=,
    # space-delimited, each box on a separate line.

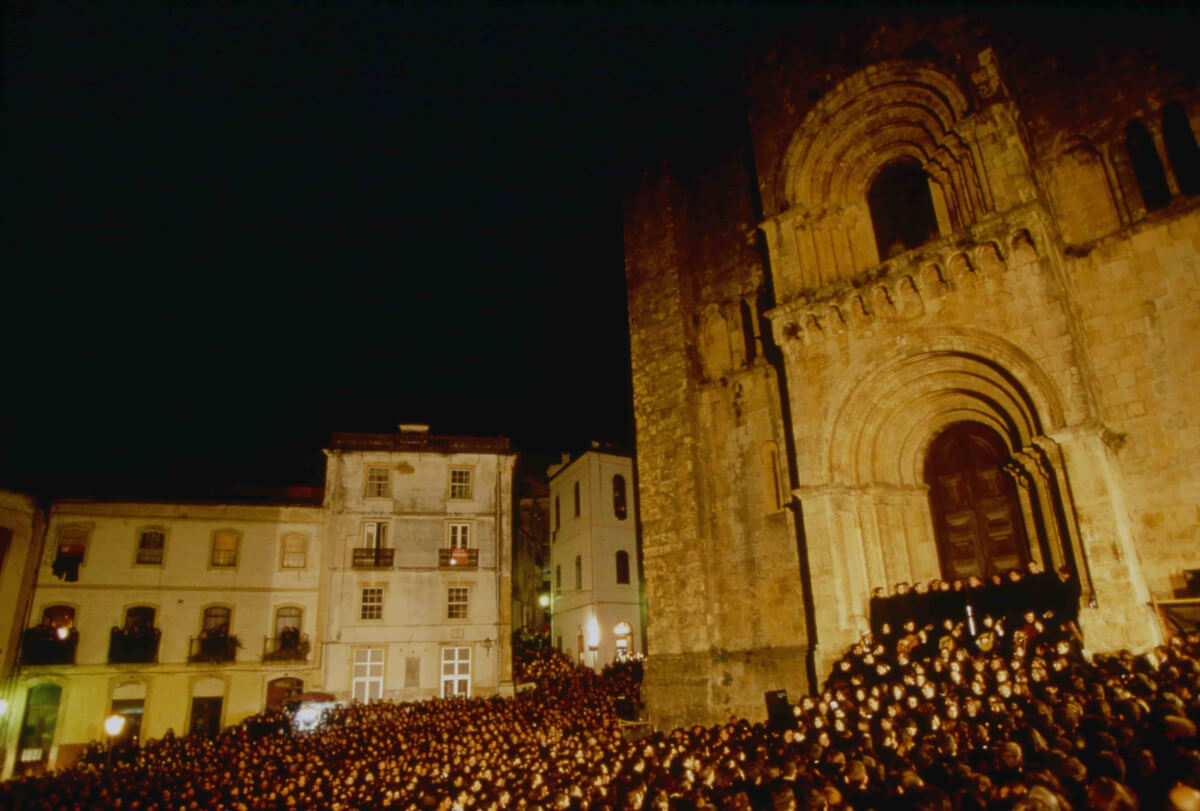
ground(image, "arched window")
xmin=202 ymin=605 xmax=231 ymax=634
xmin=266 ymin=677 xmax=303 ymax=711
xmin=573 ymin=482 xmax=581 ymax=517
xmin=925 ymin=422 xmax=1030 ymax=581
xmin=136 ymin=529 xmax=165 ymax=565
xmin=867 ymin=158 xmax=940 ymax=260
xmin=612 ymin=475 xmax=628 ymax=520
xmin=124 ymin=605 xmax=155 ymax=630
xmin=574 ymin=555 xmax=582 ymax=590
xmin=274 ymin=606 xmax=302 ymax=638
xmin=739 ymin=300 xmax=757 ymax=364
xmin=1126 ymin=119 xmax=1171 ymax=211
xmin=23 ymin=606 xmax=77 ymax=665
xmin=1163 ymin=101 xmax=1200 ymax=197
xmin=42 ymin=604 xmax=75 ymax=630
xmin=615 ymin=550 xmax=631 ymax=585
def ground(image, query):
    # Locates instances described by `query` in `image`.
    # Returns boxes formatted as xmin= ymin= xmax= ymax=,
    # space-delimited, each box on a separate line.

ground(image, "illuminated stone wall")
xmin=624 ymin=17 xmax=1200 ymax=729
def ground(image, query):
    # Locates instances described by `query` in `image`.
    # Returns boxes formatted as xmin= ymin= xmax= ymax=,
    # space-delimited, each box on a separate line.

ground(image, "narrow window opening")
xmin=612 ymin=474 xmax=628 ymax=520
xmin=1163 ymin=101 xmax=1200 ymax=196
xmin=1126 ymin=119 xmax=1171 ymax=210
xmin=867 ymin=158 xmax=939 ymax=260
xmin=739 ymin=300 xmax=757 ymax=364
xmin=616 ymin=550 xmax=631 ymax=585
xmin=573 ymin=482 xmax=581 ymax=517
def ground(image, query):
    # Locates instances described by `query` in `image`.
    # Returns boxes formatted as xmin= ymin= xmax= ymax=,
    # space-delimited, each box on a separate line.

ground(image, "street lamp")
xmin=104 ymin=714 xmax=126 ymax=768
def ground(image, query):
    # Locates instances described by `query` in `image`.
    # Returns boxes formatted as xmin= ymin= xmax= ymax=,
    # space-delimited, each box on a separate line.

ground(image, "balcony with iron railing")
xmin=188 ymin=632 xmax=240 ymax=664
xmin=108 ymin=626 xmax=161 ymax=664
xmin=262 ymin=633 xmax=310 ymax=663
xmin=352 ymin=547 xmax=395 ymax=568
xmin=438 ymin=548 xmax=479 ymax=568
xmin=20 ymin=626 xmax=78 ymax=666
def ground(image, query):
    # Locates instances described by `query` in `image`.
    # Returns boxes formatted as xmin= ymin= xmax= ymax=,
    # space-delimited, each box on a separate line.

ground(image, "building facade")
xmin=320 ymin=426 xmax=516 ymax=704
xmin=514 ymin=476 xmax=551 ymax=634
xmin=623 ymin=13 xmax=1200 ymax=727
xmin=548 ymin=447 xmax=643 ymax=670
xmin=0 ymin=426 xmax=516 ymax=779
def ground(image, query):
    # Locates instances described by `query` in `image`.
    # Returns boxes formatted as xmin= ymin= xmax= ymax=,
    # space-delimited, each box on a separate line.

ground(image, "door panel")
xmin=926 ymin=423 xmax=1029 ymax=581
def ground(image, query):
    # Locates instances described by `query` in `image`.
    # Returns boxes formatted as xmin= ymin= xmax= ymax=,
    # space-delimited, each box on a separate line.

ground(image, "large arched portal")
xmin=925 ymin=421 xmax=1030 ymax=580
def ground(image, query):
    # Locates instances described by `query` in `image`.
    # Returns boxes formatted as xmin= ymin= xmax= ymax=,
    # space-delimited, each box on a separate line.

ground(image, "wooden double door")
xmin=925 ymin=422 xmax=1030 ymax=581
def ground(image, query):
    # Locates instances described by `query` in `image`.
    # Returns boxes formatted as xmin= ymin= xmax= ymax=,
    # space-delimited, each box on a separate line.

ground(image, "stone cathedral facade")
xmin=623 ymin=14 xmax=1200 ymax=729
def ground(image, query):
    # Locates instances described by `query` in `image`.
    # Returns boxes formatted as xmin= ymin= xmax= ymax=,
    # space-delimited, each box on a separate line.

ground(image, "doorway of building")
xmin=440 ymin=647 xmax=470 ymax=697
xmin=16 ymin=683 xmax=61 ymax=775
xmin=189 ymin=696 xmax=223 ymax=737
xmin=266 ymin=677 xmax=304 ymax=711
xmin=925 ymin=422 xmax=1030 ymax=581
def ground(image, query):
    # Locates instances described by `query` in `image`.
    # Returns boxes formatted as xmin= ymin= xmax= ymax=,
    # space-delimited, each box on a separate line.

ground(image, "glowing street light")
xmin=104 ymin=714 xmax=126 ymax=767
xmin=538 ymin=594 xmax=550 ymax=608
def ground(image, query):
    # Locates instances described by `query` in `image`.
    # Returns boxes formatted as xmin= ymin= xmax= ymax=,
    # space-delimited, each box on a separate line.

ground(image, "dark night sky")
xmin=2 ymin=2 xmax=776 ymax=497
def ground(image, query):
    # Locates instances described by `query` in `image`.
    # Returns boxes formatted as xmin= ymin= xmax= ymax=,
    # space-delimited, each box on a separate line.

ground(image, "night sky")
xmin=3 ymin=2 xmax=774 ymax=498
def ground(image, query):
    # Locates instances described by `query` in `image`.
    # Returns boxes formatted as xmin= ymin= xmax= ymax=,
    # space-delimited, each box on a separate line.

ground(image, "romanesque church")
xmin=622 ymin=11 xmax=1200 ymax=728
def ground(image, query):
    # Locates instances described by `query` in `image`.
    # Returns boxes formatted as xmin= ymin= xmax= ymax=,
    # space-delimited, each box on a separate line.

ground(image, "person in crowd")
xmin=3 ymin=593 xmax=1198 ymax=810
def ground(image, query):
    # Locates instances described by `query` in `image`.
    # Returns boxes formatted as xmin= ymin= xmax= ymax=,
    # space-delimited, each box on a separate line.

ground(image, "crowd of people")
xmin=2 ymin=576 xmax=1199 ymax=810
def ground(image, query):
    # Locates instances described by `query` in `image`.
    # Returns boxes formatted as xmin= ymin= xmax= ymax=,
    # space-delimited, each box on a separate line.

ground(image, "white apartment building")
xmin=548 ymin=446 xmax=642 ymax=670
xmin=320 ymin=426 xmax=515 ymax=704
xmin=0 ymin=425 xmax=515 ymax=779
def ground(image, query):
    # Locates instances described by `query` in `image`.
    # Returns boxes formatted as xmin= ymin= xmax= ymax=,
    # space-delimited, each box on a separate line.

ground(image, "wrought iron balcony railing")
xmin=188 ymin=633 xmax=240 ymax=664
xmin=352 ymin=547 xmax=395 ymax=568
xmin=262 ymin=633 xmax=310 ymax=662
xmin=108 ymin=627 xmax=161 ymax=664
xmin=20 ymin=627 xmax=78 ymax=666
xmin=438 ymin=548 xmax=479 ymax=568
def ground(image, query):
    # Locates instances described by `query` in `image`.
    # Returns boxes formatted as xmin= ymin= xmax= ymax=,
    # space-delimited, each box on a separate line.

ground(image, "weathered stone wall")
xmin=1064 ymin=209 xmax=1200 ymax=602
xmin=625 ymin=149 xmax=807 ymax=728
xmin=624 ymin=13 xmax=1200 ymax=728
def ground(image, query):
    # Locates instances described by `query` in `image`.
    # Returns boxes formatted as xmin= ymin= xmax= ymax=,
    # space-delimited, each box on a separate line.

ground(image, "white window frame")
xmin=135 ymin=529 xmax=165 ymax=566
xmin=280 ymin=534 xmax=308 ymax=569
xmin=363 ymin=520 xmax=389 ymax=549
xmin=210 ymin=531 xmax=239 ymax=568
xmin=360 ymin=586 xmax=384 ymax=621
xmin=441 ymin=646 xmax=471 ymax=697
xmin=448 ymin=522 xmax=470 ymax=549
xmin=447 ymin=586 xmax=469 ymax=620
xmin=352 ymin=647 xmax=385 ymax=702
xmin=365 ymin=466 xmax=391 ymax=498
xmin=449 ymin=468 xmax=473 ymax=500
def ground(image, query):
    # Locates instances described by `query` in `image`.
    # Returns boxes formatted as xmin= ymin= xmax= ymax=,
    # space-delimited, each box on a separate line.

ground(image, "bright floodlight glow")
xmin=538 ymin=594 xmax=550 ymax=607
xmin=295 ymin=707 xmax=319 ymax=727
xmin=104 ymin=714 xmax=126 ymax=736
xmin=0 ymin=699 xmax=8 ymax=717
xmin=56 ymin=626 xmax=70 ymax=640
xmin=585 ymin=616 xmax=600 ymax=649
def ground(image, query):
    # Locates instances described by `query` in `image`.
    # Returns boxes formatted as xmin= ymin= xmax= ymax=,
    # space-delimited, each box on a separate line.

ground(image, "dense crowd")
xmin=2 ymin=580 xmax=1199 ymax=810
